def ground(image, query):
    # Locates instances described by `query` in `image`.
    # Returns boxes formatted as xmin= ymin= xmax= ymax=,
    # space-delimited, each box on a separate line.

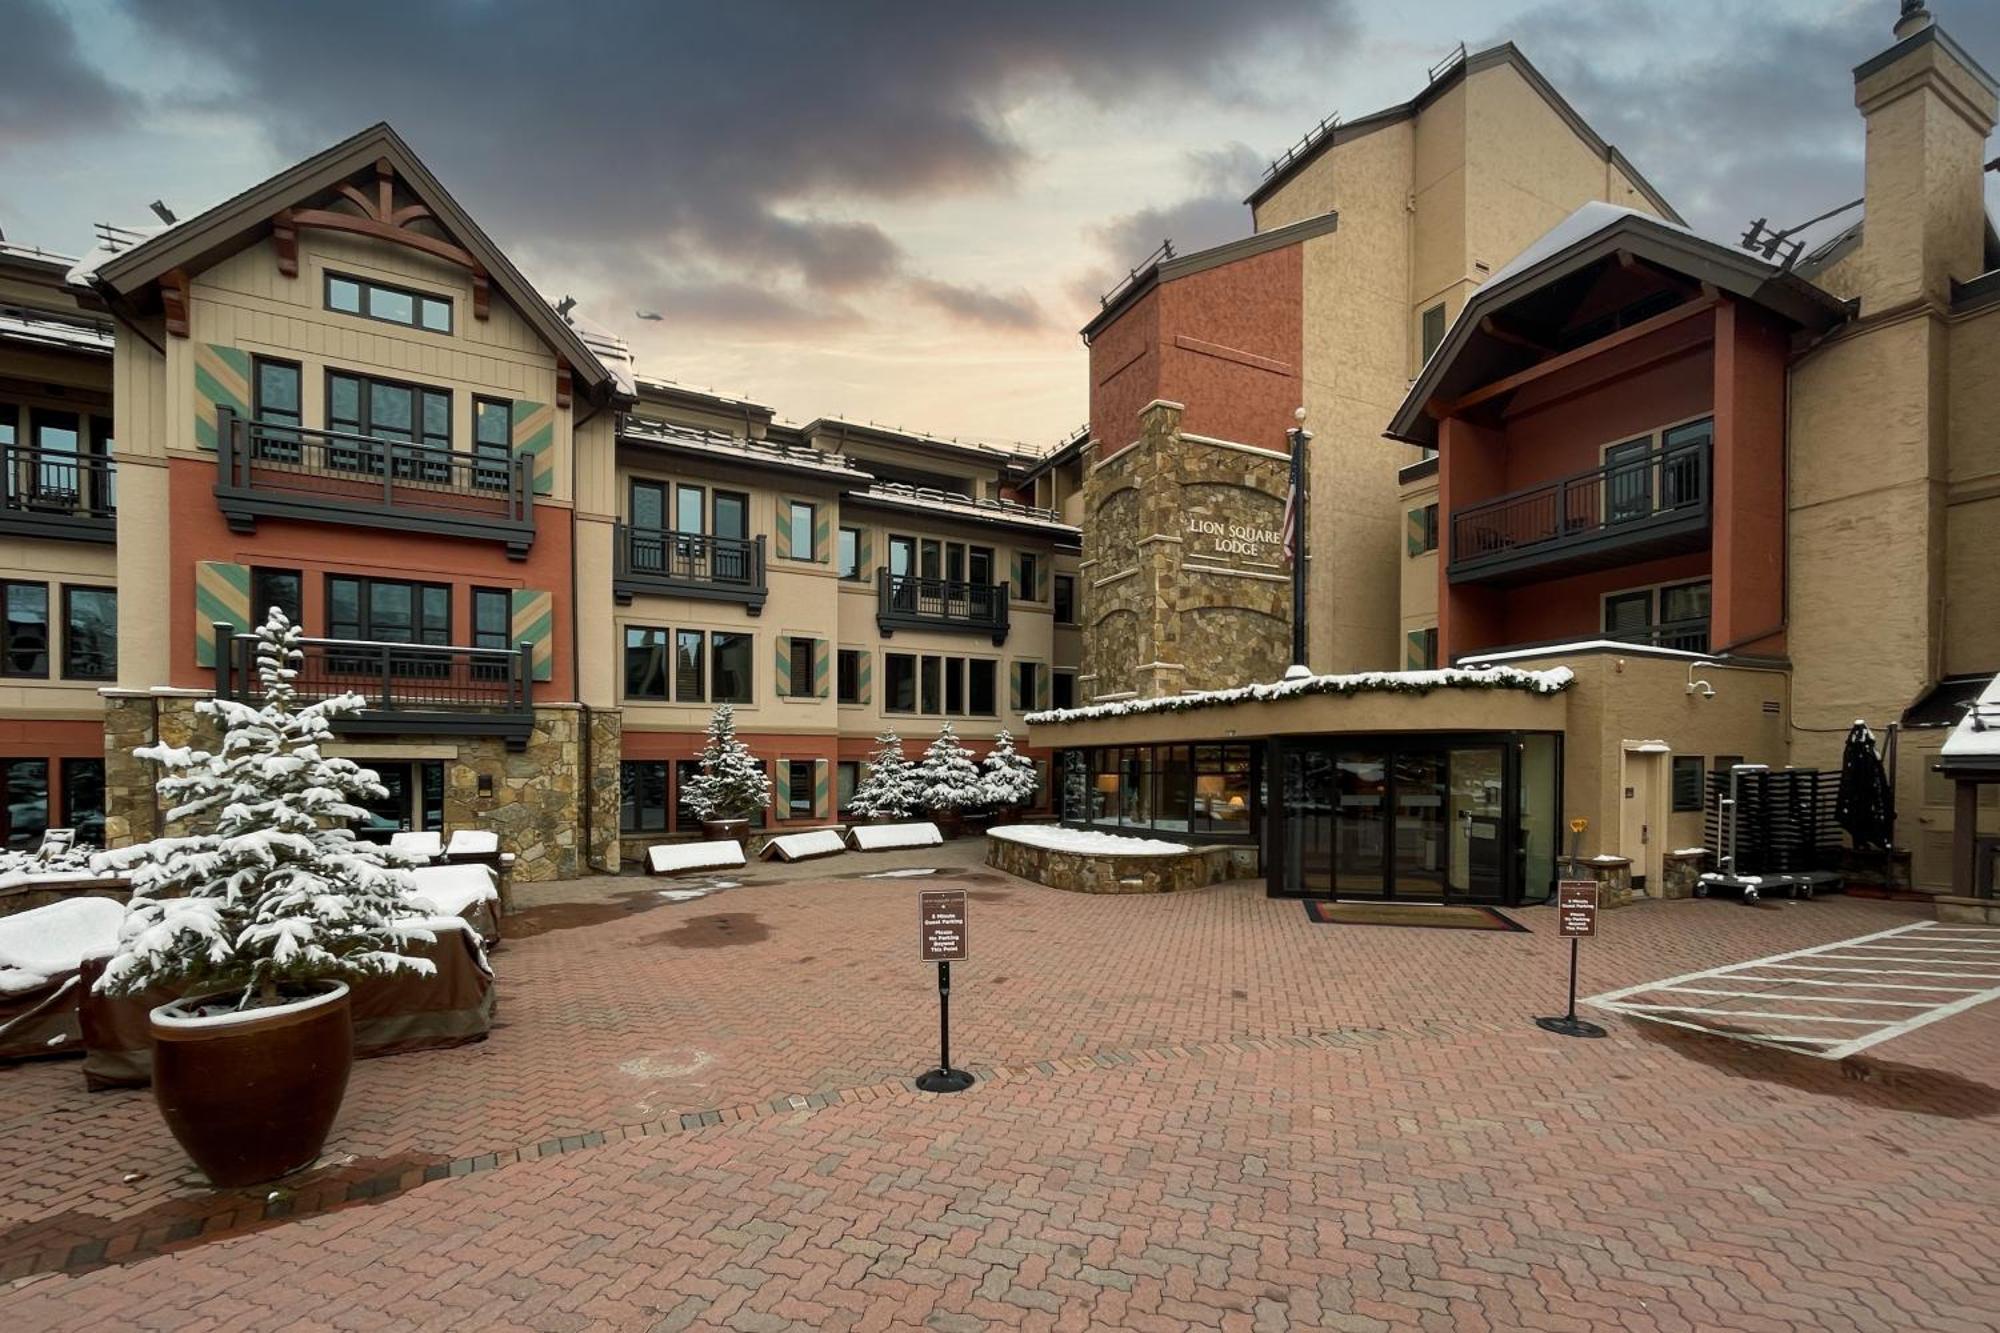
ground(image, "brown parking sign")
xmin=1557 ymin=880 xmax=1599 ymax=938
xmin=919 ymin=889 xmax=968 ymax=962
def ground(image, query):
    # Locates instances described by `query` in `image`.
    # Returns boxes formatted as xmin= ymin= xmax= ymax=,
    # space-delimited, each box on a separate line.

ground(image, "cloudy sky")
xmin=5 ymin=0 xmax=1997 ymax=447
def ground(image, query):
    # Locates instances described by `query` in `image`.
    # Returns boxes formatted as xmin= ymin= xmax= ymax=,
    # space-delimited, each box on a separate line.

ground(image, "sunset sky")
xmin=6 ymin=0 xmax=1996 ymax=450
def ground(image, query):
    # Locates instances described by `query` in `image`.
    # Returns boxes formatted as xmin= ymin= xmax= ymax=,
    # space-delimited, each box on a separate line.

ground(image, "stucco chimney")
xmin=1851 ymin=9 xmax=1997 ymax=311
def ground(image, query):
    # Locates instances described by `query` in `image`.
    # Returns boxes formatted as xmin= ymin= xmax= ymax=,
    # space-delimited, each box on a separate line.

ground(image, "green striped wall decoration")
xmin=512 ymin=401 xmax=556 ymax=496
xmin=813 ymin=758 xmax=831 ymax=819
xmin=774 ymin=637 xmax=792 ymax=696
xmin=511 ymin=588 xmax=555 ymax=681
xmin=193 ymin=561 xmax=251 ymax=667
xmin=812 ymin=639 xmax=829 ymax=698
xmin=193 ymin=344 xmax=251 ymax=452
xmin=854 ymin=649 xmax=871 ymax=705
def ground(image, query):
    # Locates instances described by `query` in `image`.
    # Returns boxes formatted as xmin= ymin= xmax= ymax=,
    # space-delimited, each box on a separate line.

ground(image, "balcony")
xmin=611 ymin=524 xmax=767 ymax=614
xmin=1610 ymin=620 xmax=1710 ymax=654
xmin=213 ymin=628 xmax=536 ymax=748
xmin=876 ymin=570 xmax=1010 ymax=644
xmin=1448 ymin=441 xmax=1711 ymax=586
xmin=0 ymin=443 xmax=115 ymax=543
xmin=215 ymin=408 xmax=536 ymax=559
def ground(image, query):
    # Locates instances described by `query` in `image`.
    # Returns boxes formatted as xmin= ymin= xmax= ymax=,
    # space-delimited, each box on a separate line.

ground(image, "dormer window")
xmin=325 ymin=272 xmax=453 ymax=334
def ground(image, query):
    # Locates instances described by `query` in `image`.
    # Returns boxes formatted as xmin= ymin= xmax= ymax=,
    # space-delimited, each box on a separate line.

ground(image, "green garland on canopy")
xmin=1024 ymin=665 xmax=1573 ymax=727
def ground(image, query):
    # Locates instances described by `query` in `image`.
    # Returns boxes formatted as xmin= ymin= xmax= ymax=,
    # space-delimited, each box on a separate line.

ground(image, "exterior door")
xmin=1448 ymin=746 xmax=1506 ymax=900
xmin=1620 ymin=748 xmax=1665 ymax=890
xmin=1605 ymin=437 xmax=1653 ymax=523
xmin=888 ymin=535 xmax=916 ymax=609
xmin=1391 ymin=752 xmax=1447 ymax=898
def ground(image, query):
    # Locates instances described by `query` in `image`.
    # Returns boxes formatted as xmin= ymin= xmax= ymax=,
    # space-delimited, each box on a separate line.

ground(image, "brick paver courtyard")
xmin=2 ymin=849 xmax=1996 ymax=1330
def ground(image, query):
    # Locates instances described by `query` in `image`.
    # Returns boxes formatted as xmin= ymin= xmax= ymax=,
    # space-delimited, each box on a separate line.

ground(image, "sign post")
xmin=916 ymin=889 xmax=974 ymax=1092
xmin=1535 ymin=880 xmax=1607 ymax=1038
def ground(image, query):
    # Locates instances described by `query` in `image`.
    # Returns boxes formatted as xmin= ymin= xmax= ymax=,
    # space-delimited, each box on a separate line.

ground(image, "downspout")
xmin=570 ymin=385 xmax=607 ymax=873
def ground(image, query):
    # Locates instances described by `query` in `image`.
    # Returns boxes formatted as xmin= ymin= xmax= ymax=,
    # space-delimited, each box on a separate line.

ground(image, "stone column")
xmin=101 ymin=692 xmax=161 ymax=848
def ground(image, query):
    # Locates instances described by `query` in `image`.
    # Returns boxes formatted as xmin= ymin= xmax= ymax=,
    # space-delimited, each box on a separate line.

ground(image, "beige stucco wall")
xmin=0 ymin=539 xmax=118 ymax=718
xmin=1944 ymin=301 xmax=2000 ymax=676
xmin=1398 ymin=472 xmax=1439 ymax=663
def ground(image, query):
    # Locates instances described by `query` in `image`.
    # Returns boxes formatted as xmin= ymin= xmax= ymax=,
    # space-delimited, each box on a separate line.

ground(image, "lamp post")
xmin=1285 ymin=408 xmax=1312 ymax=675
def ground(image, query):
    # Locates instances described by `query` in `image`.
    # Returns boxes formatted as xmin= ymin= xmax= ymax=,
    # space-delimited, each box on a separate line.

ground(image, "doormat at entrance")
xmin=1302 ymin=900 xmax=1528 ymax=932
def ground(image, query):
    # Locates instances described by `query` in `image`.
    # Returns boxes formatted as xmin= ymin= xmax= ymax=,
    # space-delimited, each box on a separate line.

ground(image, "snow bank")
xmin=850 ymin=822 xmax=943 ymax=851
xmin=406 ymin=864 xmax=499 ymax=917
xmin=1025 ymin=664 xmax=1572 ymax=726
xmin=390 ymin=831 xmax=444 ymax=860
xmin=762 ymin=830 xmax=847 ymax=862
xmin=0 ymin=897 xmax=126 ymax=993
xmin=987 ymin=825 xmax=1190 ymax=857
xmin=647 ymin=841 xmax=748 ymax=875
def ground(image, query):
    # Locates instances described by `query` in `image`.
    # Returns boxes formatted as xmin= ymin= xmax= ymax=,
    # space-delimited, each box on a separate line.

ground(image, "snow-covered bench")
xmin=407 ymin=863 xmax=502 ymax=946
xmin=0 ymin=897 xmax=124 ymax=1063
xmin=760 ymin=829 xmax=848 ymax=863
xmin=646 ymin=841 xmax=748 ymax=876
xmin=848 ymin=822 xmax=943 ymax=852
xmin=390 ymin=831 xmax=445 ymax=863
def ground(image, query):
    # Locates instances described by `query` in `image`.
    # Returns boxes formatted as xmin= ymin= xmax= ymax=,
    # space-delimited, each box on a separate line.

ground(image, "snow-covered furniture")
xmin=444 ymin=829 xmax=499 ymax=859
xmin=985 ymin=824 xmax=1257 ymax=894
xmin=760 ymin=829 xmax=847 ymax=863
xmin=407 ymin=863 xmax=503 ymax=946
xmin=390 ymin=831 xmax=445 ymax=862
xmin=78 ymin=918 xmax=496 ymax=1088
xmin=0 ymin=898 xmax=123 ymax=1063
xmin=0 ymin=869 xmax=129 ymax=920
xmin=646 ymin=841 xmax=747 ymax=876
xmin=849 ymin=822 xmax=943 ymax=852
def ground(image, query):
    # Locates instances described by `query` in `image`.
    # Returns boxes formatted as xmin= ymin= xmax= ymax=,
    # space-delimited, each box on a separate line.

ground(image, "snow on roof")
xmin=1940 ymin=671 xmax=2000 ymax=762
xmin=850 ymin=482 xmax=1077 ymax=535
xmin=1026 ymin=664 xmax=1573 ymax=727
xmin=65 ymin=222 xmax=172 ymax=287
xmin=0 ymin=240 xmax=81 ymax=268
xmin=562 ymin=309 xmax=637 ymax=396
xmin=1459 ymin=639 xmax=1715 ymax=665
xmin=0 ymin=306 xmax=113 ymax=354
xmin=620 ymin=415 xmax=867 ymax=480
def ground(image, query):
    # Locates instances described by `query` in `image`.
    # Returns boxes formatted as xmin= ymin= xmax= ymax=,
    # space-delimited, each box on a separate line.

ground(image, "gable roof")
xmin=1385 ymin=203 xmax=1853 ymax=448
xmin=81 ymin=122 xmax=615 ymax=396
xmin=1246 ymin=43 xmax=1682 ymax=226
xmin=1080 ymin=208 xmax=1341 ymax=342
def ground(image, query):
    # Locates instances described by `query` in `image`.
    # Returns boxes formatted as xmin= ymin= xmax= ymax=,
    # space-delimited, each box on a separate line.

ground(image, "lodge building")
xmin=2 ymin=6 xmax=1995 ymax=907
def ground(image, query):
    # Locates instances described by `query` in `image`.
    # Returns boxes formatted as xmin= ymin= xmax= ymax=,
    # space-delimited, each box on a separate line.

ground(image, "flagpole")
xmin=1285 ymin=407 xmax=1312 ymax=673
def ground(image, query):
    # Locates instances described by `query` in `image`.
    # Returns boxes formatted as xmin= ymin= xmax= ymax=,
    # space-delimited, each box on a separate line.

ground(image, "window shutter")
xmin=1406 ymin=631 xmax=1427 ymax=670
xmin=853 ymin=526 xmax=873 ymax=575
xmin=1036 ymin=666 xmax=1051 ymax=711
xmin=774 ymin=637 xmax=792 ymax=697
xmin=193 ymin=345 xmax=251 ymax=452
xmin=193 ymin=561 xmax=251 ymax=666
xmin=512 ymin=400 xmax=555 ymax=496
xmin=773 ymin=498 xmax=793 ymax=561
xmin=1036 ymin=558 xmax=1049 ymax=602
xmin=1009 ymin=552 xmax=1024 ymax=597
xmin=855 ymin=649 xmax=871 ymax=705
xmin=813 ymin=758 xmax=831 ymax=819
xmin=511 ymin=588 xmax=554 ymax=681
xmin=813 ymin=505 xmax=830 ymax=563
xmin=1009 ymin=663 xmax=1023 ymax=713
xmin=1406 ymin=508 xmax=1426 ymax=557
xmin=813 ymin=639 xmax=829 ymax=698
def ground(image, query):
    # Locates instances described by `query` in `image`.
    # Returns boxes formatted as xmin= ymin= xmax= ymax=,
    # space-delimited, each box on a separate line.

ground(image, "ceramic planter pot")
xmin=934 ymin=812 xmax=964 ymax=841
xmin=703 ymin=818 xmax=751 ymax=842
xmin=148 ymin=981 xmax=353 ymax=1188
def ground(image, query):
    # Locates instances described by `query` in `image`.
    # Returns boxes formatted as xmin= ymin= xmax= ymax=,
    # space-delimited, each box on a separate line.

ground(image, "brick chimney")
xmin=1852 ymin=2 xmax=1997 ymax=311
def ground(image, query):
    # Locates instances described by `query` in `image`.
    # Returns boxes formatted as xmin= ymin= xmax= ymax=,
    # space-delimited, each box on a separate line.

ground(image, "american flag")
xmin=1281 ymin=478 xmax=1300 ymax=564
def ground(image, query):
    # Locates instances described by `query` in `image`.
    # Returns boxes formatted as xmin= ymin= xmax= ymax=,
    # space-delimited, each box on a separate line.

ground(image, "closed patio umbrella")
xmin=1836 ymin=720 xmax=1894 ymax=850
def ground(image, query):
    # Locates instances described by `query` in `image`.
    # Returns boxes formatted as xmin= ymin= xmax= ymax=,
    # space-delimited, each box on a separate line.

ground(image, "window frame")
xmin=251 ymin=566 xmax=304 ymax=630
xmin=1671 ymin=755 xmax=1705 ymax=813
xmin=836 ymin=760 xmax=861 ymax=815
xmin=619 ymin=760 xmax=671 ymax=833
xmin=1051 ymin=669 xmax=1076 ymax=711
xmin=784 ymin=500 xmax=816 ymax=561
xmin=837 ymin=648 xmax=863 ymax=705
xmin=837 ymin=525 xmax=864 ymax=580
xmin=59 ymin=583 xmax=117 ymax=681
xmin=1014 ymin=552 xmax=1038 ymax=601
xmin=885 ymin=652 xmax=917 ymax=714
xmin=623 ymin=625 xmax=672 ymax=701
xmin=324 ymin=271 xmax=454 ymax=334
xmin=60 ymin=756 xmax=106 ymax=846
xmin=788 ymin=636 xmax=815 ymax=698
xmin=325 ymin=368 xmax=453 ymax=458
xmin=0 ymin=580 xmax=49 ymax=679
xmin=325 ymin=574 xmax=451 ymax=646
xmin=1053 ymin=573 xmax=1076 ymax=625
xmin=710 ymin=631 xmax=753 ymax=704
xmin=968 ymin=658 xmax=997 ymax=717
xmin=1420 ymin=302 xmax=1447 ymax=364
xmin=786 ymin=759 xmax=814 ymax=818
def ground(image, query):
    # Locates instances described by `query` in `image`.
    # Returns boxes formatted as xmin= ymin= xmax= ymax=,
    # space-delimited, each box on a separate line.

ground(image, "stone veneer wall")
xmin=1078 ymin=400 xmax=1295 ymax=702
xmin=986 ymin=833 xmax=1258 ymax=894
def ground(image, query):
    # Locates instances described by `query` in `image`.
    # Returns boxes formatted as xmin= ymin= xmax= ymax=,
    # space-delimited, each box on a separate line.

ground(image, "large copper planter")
xmin=148 ymin=981 xmax=353 ymax=1188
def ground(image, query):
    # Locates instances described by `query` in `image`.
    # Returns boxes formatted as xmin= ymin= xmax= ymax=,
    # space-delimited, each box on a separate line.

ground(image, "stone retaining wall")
xmin=986 ymin=832 xmax=1257 ymax=894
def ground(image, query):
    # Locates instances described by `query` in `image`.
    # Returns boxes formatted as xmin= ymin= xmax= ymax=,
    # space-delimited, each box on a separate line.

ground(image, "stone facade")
xmin=585 ymin=707 xmax=623 ymax=873
xmin=986 ymin=832 xmax=1258 ymax=894
xmin=101 ymin=693 xmax=161 ymax=848
xmin=1079 ymin=400 xmax=1295 ymax=702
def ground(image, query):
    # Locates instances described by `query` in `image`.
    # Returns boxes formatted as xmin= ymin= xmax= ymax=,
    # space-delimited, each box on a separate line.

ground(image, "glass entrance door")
xmin=1448 ymin=747 xmax=1506 ymax=900
xmin=1277 ymin=747 xmax=1335 ymax=895
xmin=1391 ymin=752 xmax=1447 ymax=898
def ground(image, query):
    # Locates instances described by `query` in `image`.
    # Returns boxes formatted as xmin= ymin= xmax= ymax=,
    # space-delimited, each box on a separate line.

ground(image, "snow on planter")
xmin=0 ymin=897 xmax=125 ymax=993
xmin=761 ymin=830 xmax=848 ymax=862
xmin=406 ymin=864 xmax=499 ymax=919
xmin=1024 ymin=664 xmax=1573 ymax=726
xmin=390 ymin=831 xmax=444 ymax=861
xmin=849 ymin=822 xmax=944 ymax=851
xmin=445 ymin=830 xmax=499 ymax=857
xmin=647 ymin=841 xmax=749 ymax=875
xmin=986 ymin=825 xmax=1190 ymax=857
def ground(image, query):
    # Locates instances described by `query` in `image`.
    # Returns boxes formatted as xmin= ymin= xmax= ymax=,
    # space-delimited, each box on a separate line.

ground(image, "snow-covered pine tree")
xmin=93 ymin=609 xmax=435 ymax=1009
xmin=978 ymin=729 xmax=1040 ymax=813
xmin=847 ymin=731 xmax=920 ymax=820
xmin=679 ymin=703 xmax=772 ymax=823
xmin=917 ymin=722 xmax=986 ymax=815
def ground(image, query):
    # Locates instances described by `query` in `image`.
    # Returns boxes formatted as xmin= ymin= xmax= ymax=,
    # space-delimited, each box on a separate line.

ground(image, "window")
xmin=4 ymin=758 xmax=48 ymax=849
xmin=1407 ymin=503 xmax=1438 ymax=556
xmin=676 ymin=484 xmax=706 ymax=534
xmin=1420 ymin=302 xmax=1447 ymax=363
xmin=1406 ymin=627 xmax=1438 ymax=670
xmin=253 ymin=357 xmax=302 ymax=458
xmin=886 ymin=653 xmax=917 ymax=712
xmin=624 ymin=627 xmax=670 ymax=700
xmin=1015 ymin=553 xmax=1039 ymax=601
xmin=713 ymin=491 xmax=748 ymax=539
xmin=920 ymin=655 xmax=941 ymax=714
xmin=785 ymin=500 xmax=815 ymax=560
xmin=711 ymin=632 xmax=752 ymax=703
xmin=326 ymin=272 xmax=452 ymax=333
xmin=327 ymin=371 xmax=451 ymax=471
xmin=1053 ymin=574 xmax=1076 ymax=625
xmin=675 ymin=630 xmax=705 ymax=702
xmin=1604 ymin=580 xmax=1711 ymax=652
xmin=251 ymin=567 xmax=303 ymax=629
xmin=472 ymin=588 xmax=511 ymax=653
xmin=630 ymin=479 xmax=667 ymax=530
xmin=473 ymin=397 xmax=512 ymax=489
xmin=1672 ymin=756 xmax=1705 ymax=813
xmin=786 ymin=760 xmax=814 ymax=818
xmin=837 ymin=648 xmax=863 ymax=705
xmin=1052 ymin=670 xmax=1075 ymax=711
xmin=788 ymin=637 xmax=815 ymax=698
xmin=968 ymin=658 xmax=997 ymax=717
xmin=837 ymin=760 xmax=861 ymax=814
xmin=838 ymin=526 xmax=863 ymax=580
xmin=944 ymin=657 xmax=965 ymax=714
xmin=61 ymin=757 xmax=105 ymax=846
xmin=327 ymin=576 xmax=449 ymax=644
xmin=1016 ymin=662 xmax=1039 ymax=713
xmin=61 ymin=586 xmax=116 ymax=679
xmin=1 ymin=582 xmax=48 ymax=677
xmin=620 ymin=761 xmax=670 ymax=832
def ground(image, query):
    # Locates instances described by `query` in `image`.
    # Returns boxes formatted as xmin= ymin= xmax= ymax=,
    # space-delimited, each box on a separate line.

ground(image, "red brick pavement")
xmin=2 ymin=870 xmax=1996 ymax=1329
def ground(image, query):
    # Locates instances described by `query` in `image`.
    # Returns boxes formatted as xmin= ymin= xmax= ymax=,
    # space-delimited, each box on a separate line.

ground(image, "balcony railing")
xmin=1609 ymin=619 xmax=1710 ymax=653
xmin=215 ymin=408 xmax=536 ymax=559
xmin=1448 ymin=440 xmax=1711 ymax=584
xmin=213 ymin=625 xmax=535 ymax=748
xmin=0 ymin=443 xmax=115 ymax=542
xmin=611 ymin=524 xmax=767 ymax=614
xmin=876 ymin=569 xmax=1010 ymax=644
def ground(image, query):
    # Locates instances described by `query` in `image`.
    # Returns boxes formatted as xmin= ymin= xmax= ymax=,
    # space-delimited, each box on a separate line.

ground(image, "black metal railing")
xmin=1609 ymin=619 xmax=1710 ymax=653
xmin=1450 ymin=441 xmax=1710 ymax=572
xmin=215 ymin=408 xmax=535 ymax=557
xmin=214 ymin=626 xmax=534 ymax=742
xmin=612 ymin=524 xmax=767 ymax=613
xmin=0 ymin=442 xmax=115 ymax=541
xmin=876 ymin=569 xmax=1010 ymax=643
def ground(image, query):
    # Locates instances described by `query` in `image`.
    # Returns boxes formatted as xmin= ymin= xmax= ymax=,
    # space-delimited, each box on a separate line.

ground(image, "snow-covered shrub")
xmin=917 ymin=723 xmax=985 ymax=816
xmin=92 ymin=609 xmax=435 ymax=1008
xmin=679 ymin=703 xmax=772 ymax=823
xmin=848 ymin=732 xmax=920 ymax=820
xmin=978 ymin=730 xmax=1040 ymax=812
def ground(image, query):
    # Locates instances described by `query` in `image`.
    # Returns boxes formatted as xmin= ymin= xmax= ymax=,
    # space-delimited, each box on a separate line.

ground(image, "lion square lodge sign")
xmin=1185 ymin=517 xmax=1283 ymax=562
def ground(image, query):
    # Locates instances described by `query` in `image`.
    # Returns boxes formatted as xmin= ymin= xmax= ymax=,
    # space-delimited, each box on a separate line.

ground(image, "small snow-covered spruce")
xmin=978 ymin=729 xmax=1040 ymax=813
xmin=847 ymin=732 xmax=921 ymax=820
xmin=679 ymin=703 xmax=772 ymax=823
xmin=917 ymin=723 xmax=986 ymax=816
xmin=1023 ymin=664 xmax=1574 ymax=726
xmin=92 ymin=609 xmax=434 ymax=1010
